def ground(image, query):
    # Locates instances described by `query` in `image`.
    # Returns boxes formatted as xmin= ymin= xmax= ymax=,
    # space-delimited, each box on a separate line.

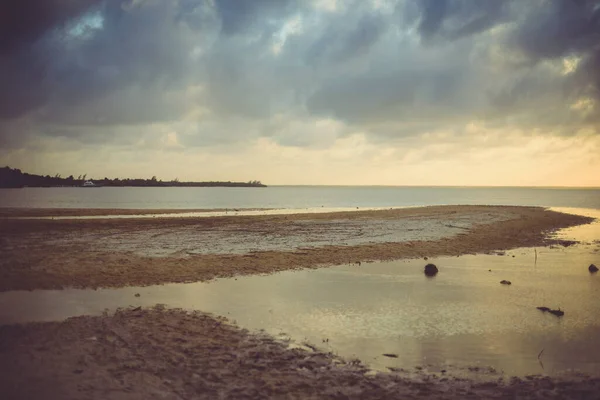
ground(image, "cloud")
xmin=0 ymin=0 xmax=100 ymax=54
xmin=509 ymin=0 xmax=600 ymax=105
xmin=0 ymin=0 xmax=599 ymax=185
xmin=408 ymin=0 xmax=511 ymax=43
xmin=215 ymin=0 xmax=297 ymax=36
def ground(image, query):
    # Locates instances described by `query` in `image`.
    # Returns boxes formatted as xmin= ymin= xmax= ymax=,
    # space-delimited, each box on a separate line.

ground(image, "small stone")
xmin=134 ymin=293 xmax=140 ymax=297
xmin=424 ymin=263 xmax=438 ymax=276
xmin=589 ymin=264 xmax=598 ymax=273
xmin=500 ymin=280 xmax=511 ymax=285
xmin=382 ymin=353 xmax=399 ymax=358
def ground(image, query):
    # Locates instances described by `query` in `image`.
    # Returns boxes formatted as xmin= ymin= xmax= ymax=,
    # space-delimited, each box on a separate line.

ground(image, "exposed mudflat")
xmin=0 ymin=205 xmax=598 ymax=399
xmin=0 ymin=205 xmax=591 ymax=291
xmin=2 ymin=307 xmax=599 ymax=400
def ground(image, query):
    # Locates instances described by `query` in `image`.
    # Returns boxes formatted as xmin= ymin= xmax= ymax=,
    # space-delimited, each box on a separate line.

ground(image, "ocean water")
xmin=1 ymin=186 xmax=599 ymax=210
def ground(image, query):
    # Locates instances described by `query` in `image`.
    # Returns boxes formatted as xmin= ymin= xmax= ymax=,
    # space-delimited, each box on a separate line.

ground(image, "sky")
xmin=0 ymin=0 xmax=599 ymax=186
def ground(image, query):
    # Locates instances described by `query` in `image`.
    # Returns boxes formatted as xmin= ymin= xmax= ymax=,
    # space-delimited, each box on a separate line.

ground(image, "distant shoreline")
xmin=0 ymin=166 xmax=266 ymax=188
xmin=7 ymin=183 xmax=267 ymax=188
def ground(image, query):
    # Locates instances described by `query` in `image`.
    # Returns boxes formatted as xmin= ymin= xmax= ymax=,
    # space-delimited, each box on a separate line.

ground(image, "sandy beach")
xmin=0 ymin=205 xmax=591 ymax=292
xmin=0 ymin=205 xmax=597 ymax=399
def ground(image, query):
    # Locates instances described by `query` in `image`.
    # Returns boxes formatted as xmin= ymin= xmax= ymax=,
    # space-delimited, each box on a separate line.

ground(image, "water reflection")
xmin=550 ymin=207 xmax=600 ymax=243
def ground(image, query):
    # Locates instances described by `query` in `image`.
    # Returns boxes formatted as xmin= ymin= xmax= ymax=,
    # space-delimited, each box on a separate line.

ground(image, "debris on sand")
xmin=589 ymin=264 xmax=599 ymax=273
xmin=424 ymin=263 xmax=438 ymax=276
xmin=549 ymin=309 xmax=565 ymax=317
xmin=134 ymin=293 xmax=140 ymax=297
xmin=500 ymin=280 xmax=512 ymax=285
xmin=537 ymin=307 xmax=564 ymax=317
xmin=382 ymin=353 xmax=399 ymax=358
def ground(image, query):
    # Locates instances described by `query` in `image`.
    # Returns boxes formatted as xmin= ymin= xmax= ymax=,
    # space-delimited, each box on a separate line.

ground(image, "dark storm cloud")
xmin=1 ymin=0 xmax=600 ymax=155
xmin=0 ymin=0 xmax=100 ymax=54
xmin=0 ymin=0 xmax=99 ymax=119
xmin=513 ymin=0 xmax=600 ymax=60
xmin=511 ymin=0 xmax=600 ymax=101
xmin=304 ymin=5 xmax=387 ymax=65
xmin=215 ymin=0 xmax=296 ymax=36
xmin=410 ymin=0 xmax=511 ymax=42
xmin=0 ymin=0 xmax=199 ymax=124
xmin=307 ymin=67 xmax=470 ymax=124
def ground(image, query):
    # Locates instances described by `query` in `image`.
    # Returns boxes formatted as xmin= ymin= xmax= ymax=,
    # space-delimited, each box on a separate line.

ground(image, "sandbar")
xmin=0 ymin=205 xmax=592 ymax=292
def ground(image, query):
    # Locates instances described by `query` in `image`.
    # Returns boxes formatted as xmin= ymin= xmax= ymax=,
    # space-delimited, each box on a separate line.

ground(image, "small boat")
xmin=82 ymin=180 xmax=96 ymax=187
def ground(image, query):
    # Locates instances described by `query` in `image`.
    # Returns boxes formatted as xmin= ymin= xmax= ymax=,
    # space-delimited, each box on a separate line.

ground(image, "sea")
xmin=0 ymin=186 xmax=599 ymax=210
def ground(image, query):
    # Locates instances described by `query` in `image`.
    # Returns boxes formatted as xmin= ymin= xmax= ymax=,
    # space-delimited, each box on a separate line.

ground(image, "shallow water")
xmin=1 ymin=186 xmax=600 ymax=210
xmin=1 ymin=208 xmax=598 ymax=377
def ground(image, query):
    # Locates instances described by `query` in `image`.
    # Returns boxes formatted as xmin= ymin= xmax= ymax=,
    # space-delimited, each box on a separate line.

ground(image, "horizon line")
xmin=265 ymin=184 xmax=600 ymax=189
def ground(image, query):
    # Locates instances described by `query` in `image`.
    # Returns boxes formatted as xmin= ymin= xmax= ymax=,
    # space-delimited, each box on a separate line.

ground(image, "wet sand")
xmin=1 ymin=306 xmax=599 ymax=400
xmin=0 ymin=205 xmax=592 ymax=291
xmin=1 ymin=205 xmax=598 ymax=399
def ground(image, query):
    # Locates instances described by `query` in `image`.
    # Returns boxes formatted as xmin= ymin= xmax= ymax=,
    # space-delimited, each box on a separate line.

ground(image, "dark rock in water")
xmin=424 ymin=263 xmax=438 ymax=276
xmin=549 ymin=309 xmax=564 ymax=317
xmin=589 ymin=264 xmax=599 ymax=273
xmin=536 ymin=306 xmax=551 ymax=312
xmin=500 ymin=280 xmax=512 ymax=285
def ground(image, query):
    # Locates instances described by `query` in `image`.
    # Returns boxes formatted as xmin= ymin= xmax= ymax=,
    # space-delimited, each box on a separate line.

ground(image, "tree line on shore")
xmin=0 ymin=167 xmax=266 ymax=188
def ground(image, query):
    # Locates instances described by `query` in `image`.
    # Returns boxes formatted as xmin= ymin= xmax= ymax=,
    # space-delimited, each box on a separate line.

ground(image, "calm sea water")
xmin=1 ymin=186 xmax=599 ymax=209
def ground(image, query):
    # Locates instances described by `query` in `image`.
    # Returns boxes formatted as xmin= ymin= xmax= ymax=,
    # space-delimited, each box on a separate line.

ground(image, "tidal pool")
xmin=1 ymin=208 xmax=598 ymax=377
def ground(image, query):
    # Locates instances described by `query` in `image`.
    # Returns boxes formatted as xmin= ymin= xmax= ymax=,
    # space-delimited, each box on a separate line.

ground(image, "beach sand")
xmin=1 ymin=306 xmax=599 ymax=400
xmin=1 ymin=205 xmax=597 ymax=399
xmin=0 ymin=205 xmax=592 ymax=292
